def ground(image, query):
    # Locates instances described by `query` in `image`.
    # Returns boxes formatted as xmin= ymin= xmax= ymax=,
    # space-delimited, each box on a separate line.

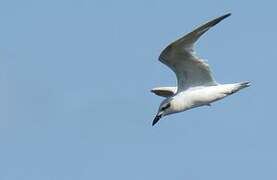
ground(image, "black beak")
xmin=152 ymin=114 xmax=162 ymax=126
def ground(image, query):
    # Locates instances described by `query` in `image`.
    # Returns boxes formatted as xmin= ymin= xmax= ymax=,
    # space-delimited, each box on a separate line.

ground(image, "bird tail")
xmin=230 ymin=81 xmax=251 ymax=94
xmin=224 ymin=81 xmax=251 ymax=96
xmin=237 ymin=81 xmax=251 ymax=90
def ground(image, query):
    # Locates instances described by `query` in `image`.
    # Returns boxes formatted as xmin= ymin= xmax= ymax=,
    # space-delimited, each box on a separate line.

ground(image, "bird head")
xmin=152 ymin=98 xmax=174 ymax=126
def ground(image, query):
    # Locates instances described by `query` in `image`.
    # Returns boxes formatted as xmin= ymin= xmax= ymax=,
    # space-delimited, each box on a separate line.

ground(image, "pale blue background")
xmin=0 ymin=0 xmax=276 ymax=179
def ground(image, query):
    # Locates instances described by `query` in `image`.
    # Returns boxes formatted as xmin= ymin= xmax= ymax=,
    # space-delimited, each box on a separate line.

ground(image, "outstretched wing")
xmin=159 ymin=13 xmax=231 ymax=92
xmin=151 ymin=86 xmax=177 ymax=97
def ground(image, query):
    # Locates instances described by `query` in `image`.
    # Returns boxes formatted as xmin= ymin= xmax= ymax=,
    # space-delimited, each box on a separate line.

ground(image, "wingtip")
xmin=223 ymin=13 xmax=232 ymax=18
xmin=207 ymin=13 xmax=232 ymax=28
xmin=216 ymin=13 xmax=232 ymax=22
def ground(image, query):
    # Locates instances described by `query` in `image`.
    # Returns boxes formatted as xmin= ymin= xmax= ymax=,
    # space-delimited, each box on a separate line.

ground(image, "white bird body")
xmin=167 ymin=82 xmax=250 ymax=114
xmin=151 ymin=13 xmax=251 ymax=126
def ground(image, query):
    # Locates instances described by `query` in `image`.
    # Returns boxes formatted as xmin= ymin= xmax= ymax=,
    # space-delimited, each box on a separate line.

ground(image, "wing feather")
xmin=159 ymin=13 xmax=231 ymax=92
xmin=151 ymin=87 xmax=177 ymax=97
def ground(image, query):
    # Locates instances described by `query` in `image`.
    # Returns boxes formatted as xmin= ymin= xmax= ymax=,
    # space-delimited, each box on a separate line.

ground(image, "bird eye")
xmin=161 ymin=103 xmax=170 ymax=111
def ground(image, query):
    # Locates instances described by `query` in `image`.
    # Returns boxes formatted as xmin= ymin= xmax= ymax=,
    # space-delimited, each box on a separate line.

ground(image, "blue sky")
xmin=0 ymin=0 xmax=276 ymax=179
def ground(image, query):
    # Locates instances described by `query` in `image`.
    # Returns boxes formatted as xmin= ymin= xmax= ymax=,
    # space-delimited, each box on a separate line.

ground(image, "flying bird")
xmin=151 ymin=13 xmax=250 ymax=126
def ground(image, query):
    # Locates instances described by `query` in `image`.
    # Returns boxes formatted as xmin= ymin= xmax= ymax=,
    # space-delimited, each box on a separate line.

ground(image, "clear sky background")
xmin=0 ymin=0 xmax=276 ymax=179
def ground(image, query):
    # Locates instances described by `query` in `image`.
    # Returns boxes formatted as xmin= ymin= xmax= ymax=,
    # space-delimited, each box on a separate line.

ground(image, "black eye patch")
xmin=161 ymin=103 xmax=170 ymax=111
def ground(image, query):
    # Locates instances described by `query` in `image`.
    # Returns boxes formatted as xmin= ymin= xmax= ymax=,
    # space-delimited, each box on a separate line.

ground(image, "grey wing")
xmin=159 ymin=13 xmax=231 ymax=92
xmin=151 ymin=86 xmax=177 ymax=97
